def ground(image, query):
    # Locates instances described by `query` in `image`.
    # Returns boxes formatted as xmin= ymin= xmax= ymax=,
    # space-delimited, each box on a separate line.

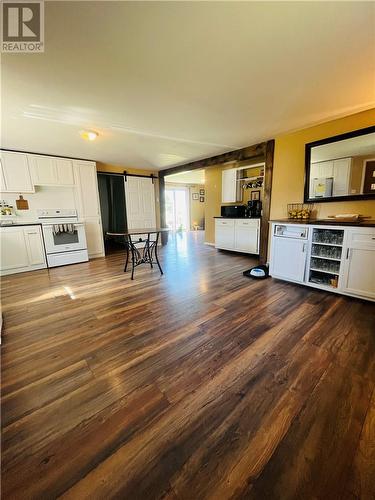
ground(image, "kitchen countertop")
xmin=214 ymin=216 xmax=261 ymax=219
xmin=0 ymin=220 xmax=41 ymax=227
xmin=270 ymin=219 xmax=375 ymax=227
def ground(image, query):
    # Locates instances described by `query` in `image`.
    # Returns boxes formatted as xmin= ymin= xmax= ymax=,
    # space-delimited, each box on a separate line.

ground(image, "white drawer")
xmin=347 ymin=228 xmax=375 ymax=247
xmin=215 ymin=219 xmax=235 ymax=227
xmin=235 ymin=219 xmax=260 ymax=228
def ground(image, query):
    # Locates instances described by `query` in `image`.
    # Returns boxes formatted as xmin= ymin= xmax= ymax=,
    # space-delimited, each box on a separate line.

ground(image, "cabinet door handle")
xmin=27 ymin=231 xmax=38 ymax=235
xmin=302 ymin=243 xmax=306 ymax=253
xmin=346 ymin=248 xmax=351 ymax=259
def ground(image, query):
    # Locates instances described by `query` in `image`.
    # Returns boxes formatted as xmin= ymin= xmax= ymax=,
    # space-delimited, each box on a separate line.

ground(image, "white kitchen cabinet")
xmin=215 ymin=219 xmax=235 ymax=250
xmin=29 ymin=155 xmax=75 ymax=186
xmin=0 ymin=151 xmax=34 ymax=193
xmin=270 ymin=236 xmax=307 ymax=283
xmin=29 ymin=155 xmax=56 ymax=185
xmin=341 ymin=229 xmax=375 ymax=299
xmin=74 ymin=161 xmax=101 ymax=218
xmin=234 ymin=219 xmax=259 ymax=253
xmin=222 ymin=168 xmax=242 ymax=203
xmin=74 ymin=161 xmax=104 ymax=257
xmin=215 ymin=218 xmax=260 ymax=254
xmin=83 ymin=218 xmax=105 ymax=258
xmin=24 ymin=227 xmax=46 ymax=266
xmin=0 ymin=225 xmax=46 ymax=275
xmin=270 ymin=223 xmax=375 ymax=301
xmin=55 ymin=158 xmax=74 ymax=186
xmin=332 ymin=158 xmax=351 ymax=197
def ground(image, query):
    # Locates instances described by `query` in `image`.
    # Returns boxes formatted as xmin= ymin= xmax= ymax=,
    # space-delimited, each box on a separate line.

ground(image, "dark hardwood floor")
xmin=1 ymin=231 xmax=375 ymax=499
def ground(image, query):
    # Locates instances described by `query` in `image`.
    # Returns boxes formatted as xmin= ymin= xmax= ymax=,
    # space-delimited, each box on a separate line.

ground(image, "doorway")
xmin=164 ymin=169 xmax=206 ymax=235
xmin=165 ymin=187 xmax=190 ymax=231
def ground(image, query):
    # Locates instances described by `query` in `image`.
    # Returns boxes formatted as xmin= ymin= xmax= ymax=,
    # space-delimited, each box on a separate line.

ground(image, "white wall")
xmin=0 ymin=186 xmax=77 ymax=220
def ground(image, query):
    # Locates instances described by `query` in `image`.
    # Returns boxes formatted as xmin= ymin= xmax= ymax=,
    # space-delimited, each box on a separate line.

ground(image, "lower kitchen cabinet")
xmin=270 ymin=235 xmax=307 ymax=283
xmin=84 ymin=217 xmax=105 ymax=258
xmin=270 ymin=223 xmax=375 ymax=301
xmin=341 ymin=229 xmax=375 ymax=299
xmin=215 ymin=218 xmax=260 ymax=254
xmin=0 ymin=225 xmax=46 ymax=275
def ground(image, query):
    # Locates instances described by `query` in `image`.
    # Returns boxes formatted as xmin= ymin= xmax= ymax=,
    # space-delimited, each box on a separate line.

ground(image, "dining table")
xmin=106 ymin=227 xmax=169 ymax=279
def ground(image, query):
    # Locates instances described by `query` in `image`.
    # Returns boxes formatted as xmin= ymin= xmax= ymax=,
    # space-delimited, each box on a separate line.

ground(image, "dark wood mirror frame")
xmin=304 ymin=125 xmax=375 ymax=203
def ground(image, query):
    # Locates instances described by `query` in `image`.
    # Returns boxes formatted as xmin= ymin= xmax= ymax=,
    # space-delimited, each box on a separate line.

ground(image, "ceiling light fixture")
xmin=80 ymin=130 xmax=98 ymax=141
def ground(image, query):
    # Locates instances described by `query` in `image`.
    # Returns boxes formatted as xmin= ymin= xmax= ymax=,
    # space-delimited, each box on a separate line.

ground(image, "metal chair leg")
xmin=154 ymin=233 xmax=163 ymax=275
xmin=146 ymin=233 xmax=153 ymax=268
xmin=124 ymin=240 xmax=129 ymax=272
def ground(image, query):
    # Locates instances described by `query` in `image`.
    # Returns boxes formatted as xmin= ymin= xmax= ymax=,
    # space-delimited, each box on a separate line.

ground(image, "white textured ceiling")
xmin=311 ymin=132 xmax=375 ymax=162
xmin=2 ymin=1 xmax=375 ymax=170
xmin=165 ymin=169 xmax=205 ymax=185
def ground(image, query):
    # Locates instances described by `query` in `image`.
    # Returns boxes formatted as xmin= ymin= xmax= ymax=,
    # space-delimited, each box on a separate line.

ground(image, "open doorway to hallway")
xmin=164 ymin=169 xmax=205 ymax=236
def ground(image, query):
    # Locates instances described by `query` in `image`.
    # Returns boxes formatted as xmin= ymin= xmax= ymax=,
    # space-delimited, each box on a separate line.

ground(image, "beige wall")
xmin=96 ymin=162 xmax=161 ymax=226
xmin=270 ymin=108 xmax=375 ymax=220
xmin=205 ymin=167 xmax=223 ymax=244
xmin=189 ymin=184 xmax=205 ymax=229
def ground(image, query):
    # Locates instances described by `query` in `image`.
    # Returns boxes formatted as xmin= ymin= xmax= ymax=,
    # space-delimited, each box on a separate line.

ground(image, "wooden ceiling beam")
xmin=159 ymin=141 xmax=267 ymax=178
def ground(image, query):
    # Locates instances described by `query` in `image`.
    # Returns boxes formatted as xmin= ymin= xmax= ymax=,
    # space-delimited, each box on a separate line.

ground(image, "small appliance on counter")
xmin=246 ymin=200 xmax=262 ymax=218
xmin=221 ymin=205 xmax=246 ymax=218
xmin=37 ymin=209 xmax=89 ymax=267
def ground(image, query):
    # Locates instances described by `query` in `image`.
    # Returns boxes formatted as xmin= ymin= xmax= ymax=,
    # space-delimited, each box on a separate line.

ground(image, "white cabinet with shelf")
xmin=270 ymin=223 xmax=375 ymax=301
xmin=0 ymin=151 xmax=34 ymax=193
xmin=0 ymin=225 xmax=46 ymax=275
xmin=215 ymin=218 xmax=260 ymax=254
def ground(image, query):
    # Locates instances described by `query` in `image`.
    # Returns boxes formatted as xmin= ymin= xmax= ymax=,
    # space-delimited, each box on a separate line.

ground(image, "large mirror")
xmin=304 ymin=126 xmax=375 ymax=202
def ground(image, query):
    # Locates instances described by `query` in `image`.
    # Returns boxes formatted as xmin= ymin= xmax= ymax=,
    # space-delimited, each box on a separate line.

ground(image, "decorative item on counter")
xmin=16 ymin=195 xmax=29 ymax=210
xmin=287 ymin=203 xmax=314 ymax=219
xmin=0 ymin=200 xmax=14 ymax=216
xmin=327 ymin=214 xmax=369 ymax=222
xmin=251 ymin=190 xmax=261 ymax=201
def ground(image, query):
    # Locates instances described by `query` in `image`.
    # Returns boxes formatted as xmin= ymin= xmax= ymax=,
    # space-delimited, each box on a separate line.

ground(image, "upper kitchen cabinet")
xmin=29 ymin=155 xmax=75 ymax=186
xmin=222 ymin=168 xmax=242 ymax=203
xmin=0 ymin=151 xmax=34 ymax=193
xmin=55 ymin=158 xmax=74 ymax=185
xmin=74 ymin=161 xmax=101 ymax=217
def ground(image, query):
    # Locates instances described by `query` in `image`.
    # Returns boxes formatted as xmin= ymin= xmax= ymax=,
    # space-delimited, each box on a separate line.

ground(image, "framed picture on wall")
xmin=192 ymin=193 xmax=199 ymax=200
xmin=199 ymin=189 xmax=205 ymax=195
xmin=251 ymin=190 xmax=261 ymax=201
xmin=199 ymin=196 xmax=205 ymax=203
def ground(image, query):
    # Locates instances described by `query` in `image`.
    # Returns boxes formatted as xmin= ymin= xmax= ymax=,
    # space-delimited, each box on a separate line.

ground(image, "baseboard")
xmin=204 ymin=242 xmax=215 ymax=247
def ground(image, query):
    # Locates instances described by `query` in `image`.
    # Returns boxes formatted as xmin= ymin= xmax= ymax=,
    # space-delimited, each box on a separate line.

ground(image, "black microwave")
xmin=221 ymin=205 xmax=246 ymax=218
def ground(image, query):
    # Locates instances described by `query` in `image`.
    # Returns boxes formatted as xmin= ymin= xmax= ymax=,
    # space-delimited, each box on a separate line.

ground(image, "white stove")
xmin=37 ymin=209 xmax=88 ymax=268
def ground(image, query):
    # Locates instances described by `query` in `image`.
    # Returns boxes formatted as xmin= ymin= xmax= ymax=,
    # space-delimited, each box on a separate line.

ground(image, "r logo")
xmin=3 ymin=2 xmax=40 ymax=40
xmin=1 ymin=1 xmax=44 ymax=52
